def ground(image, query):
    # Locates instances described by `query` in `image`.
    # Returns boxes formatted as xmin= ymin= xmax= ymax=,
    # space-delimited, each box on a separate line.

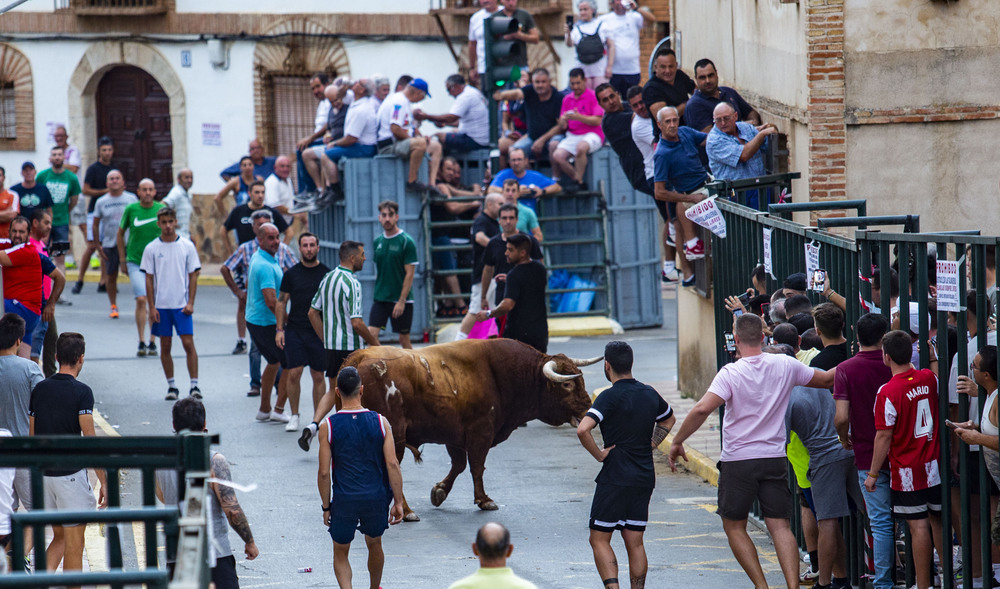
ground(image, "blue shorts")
xmin=328 ymin=498 xmax=390 ymax=544
xmin=50 ymin=224 xmax=69 ymax=243
xmin=126 ymin=262 xmax=146 ymax=298
xmin=443 ymin=133 xmax=488 ymax=154
xmin=324 ymin=143 xmax=376 ymax=162
xmin=4 ymin=299 xmax=40 ymax=346
xmin=431 ymin=235 xmax=457 ymax=271
xmin=151 ymin=308 xmax=194 ymax=337
xmin=30 ymin=320 xmax=48 ymax=357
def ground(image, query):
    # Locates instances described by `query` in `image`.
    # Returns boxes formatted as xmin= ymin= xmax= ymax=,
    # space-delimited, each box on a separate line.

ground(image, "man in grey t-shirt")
xmin=91 ymin=169 xmax=136 ymax=320
xmin=0 ymin=313 xmax=43 ymax=513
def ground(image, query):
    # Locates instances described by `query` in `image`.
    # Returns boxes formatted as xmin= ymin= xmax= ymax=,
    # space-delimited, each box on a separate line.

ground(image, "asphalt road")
xmin=53 ymin=282 xmax=786 ymax=588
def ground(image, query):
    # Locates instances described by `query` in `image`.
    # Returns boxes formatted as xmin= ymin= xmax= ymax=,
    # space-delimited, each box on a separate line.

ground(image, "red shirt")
xmin=833 ymin=349 xmax=894 ymax=471
xmin=2 ymin=243 xmax=44 ymax=314
xmin=0 ymin=189 xmax=19 ymax=240
xmin=874 ymin=367 xmax=941 ymax=492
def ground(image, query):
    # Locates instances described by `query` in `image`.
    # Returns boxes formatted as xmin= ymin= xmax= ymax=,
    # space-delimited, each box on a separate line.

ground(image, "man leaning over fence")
xmin=669 ymin=313 xmax=835 ymax=589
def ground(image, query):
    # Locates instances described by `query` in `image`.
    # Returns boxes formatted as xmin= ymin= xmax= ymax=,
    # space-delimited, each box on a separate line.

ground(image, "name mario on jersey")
xmin=905 ymin=385 xmax=931 ymax=401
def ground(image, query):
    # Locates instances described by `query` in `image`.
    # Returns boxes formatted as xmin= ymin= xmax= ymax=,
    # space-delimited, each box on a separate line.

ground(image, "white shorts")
xmin=127 ymin=261 xmax=147 ymax=298
xmin=12 ymin=468 xmax=32 ymax=511
xmin=556 ymin=132 xmax=603 ymax=156
xmin=43 ymin=469 xmax=96 ymax=526
xmin=468 ymin=280 xmax=497 ymax=314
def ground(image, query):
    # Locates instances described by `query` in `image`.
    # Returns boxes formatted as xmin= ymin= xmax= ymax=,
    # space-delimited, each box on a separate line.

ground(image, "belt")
xmin=681 ymin=179 xmax=709 ymax=195
xmin=376 ymin=138 xmax=394 ymax=150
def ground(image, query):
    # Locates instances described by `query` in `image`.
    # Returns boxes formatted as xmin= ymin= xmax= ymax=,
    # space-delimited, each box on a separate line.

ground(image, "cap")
xmin=409 ymin=78 xmax=431 ymax=98
xmin=784 ymin=272 xmax=807 ymax=292
xmin=21 ymin=161 xmax=34 ymax=170
xmin=336 ymin=366 xmax=362 ymax=395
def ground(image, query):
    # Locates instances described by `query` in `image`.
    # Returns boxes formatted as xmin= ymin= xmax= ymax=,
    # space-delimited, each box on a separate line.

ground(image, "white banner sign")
xmin=936 ymin=260 xmax=961 ymax=312
xmin=805 ymin=242 xmax=821 ymax=279
xmin=762 ymin=228 xmax=775 ymax=278
xmin=685 ymin=196 xmax=727 ymax=238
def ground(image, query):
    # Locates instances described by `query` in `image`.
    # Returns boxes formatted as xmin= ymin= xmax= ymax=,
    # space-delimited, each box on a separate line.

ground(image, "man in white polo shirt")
xmin=264 ymin=156 xmax=302 ymax=240
xmin=415 ymin=74 xmax=490 ymax=156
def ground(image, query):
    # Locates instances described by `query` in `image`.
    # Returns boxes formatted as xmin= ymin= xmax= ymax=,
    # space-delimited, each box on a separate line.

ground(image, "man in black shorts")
xmin=28 ymin=332 xmax=108 ymax=579
xmin=475 ymin=234 xmax=548 ymax=353
xmin=275 ymin=232 xmax=330 ymax=434
xmin=576 ymin=341 xmax=675 ymax=589
xmin=368 ymin=200 xmax=418 ymax=349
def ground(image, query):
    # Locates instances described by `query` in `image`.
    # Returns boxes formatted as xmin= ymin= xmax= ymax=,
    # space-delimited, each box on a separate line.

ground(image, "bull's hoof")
xmin=403 ymin=512 xmax=420 ymax=522
xmin=477 ymin=500 xmax=499 ymax=511
xmin=430 ymin=484 xmax=448 ymax=507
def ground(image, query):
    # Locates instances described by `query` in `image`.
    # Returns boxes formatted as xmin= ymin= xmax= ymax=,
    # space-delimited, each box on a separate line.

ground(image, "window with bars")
xmin=0 ymin=82 xmax=15 ymax=140
xmin=267 ymin=75 xmax=320 ymax=187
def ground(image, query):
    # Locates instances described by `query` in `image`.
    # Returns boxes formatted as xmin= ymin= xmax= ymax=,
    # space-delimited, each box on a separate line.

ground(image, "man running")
xmin=91 ymin=170 xmax=136 ymax=319
xmin=369 ymin=201 xmax=418 ymax=349
xmin=116 ymin=178 xmax=163 ymax=357
xmin=299 ymin=241 xmax=381 ymax=451
xmin=275 ymin=232 xmax=330 ymax=433
xmin=317 ymin=366 xmax=404 ymax=589
xmin=141 ymin=208 xmax=202 ymax=401
xmin=577 ymin=341 xmax=675 ymax=589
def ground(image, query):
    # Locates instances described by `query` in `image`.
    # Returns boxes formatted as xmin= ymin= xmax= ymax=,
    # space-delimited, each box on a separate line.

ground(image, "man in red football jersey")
xmin=867 ymin=329 xmax=942 ymax=589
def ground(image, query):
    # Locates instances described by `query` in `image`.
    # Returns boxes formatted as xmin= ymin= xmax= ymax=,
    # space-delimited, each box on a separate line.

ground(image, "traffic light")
xmin=484 ymin=15 xmax=522 ymax=89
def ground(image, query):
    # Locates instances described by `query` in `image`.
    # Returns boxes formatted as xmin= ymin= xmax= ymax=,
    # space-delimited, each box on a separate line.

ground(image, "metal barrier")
xmin=0 ymin=432 xmax=215 ymax=588
xmin=708 ymin=191 xmax=1000 ymax=589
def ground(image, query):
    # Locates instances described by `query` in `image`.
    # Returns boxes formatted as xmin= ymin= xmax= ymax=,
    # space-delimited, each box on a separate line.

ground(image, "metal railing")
xmin=0 ymin=432 xmax=215 ymax=588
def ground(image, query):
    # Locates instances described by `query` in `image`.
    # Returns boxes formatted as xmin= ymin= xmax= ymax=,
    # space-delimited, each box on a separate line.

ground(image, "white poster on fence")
xmin=762 ymin=228 xmax=775 ymax=278
xmin=936 ymin=260 xmax=961 ymax=312
xmin=805 ymin=241 xmax=821 ymax=281
xmin=685 ymin=196 xmax=727 ymax=237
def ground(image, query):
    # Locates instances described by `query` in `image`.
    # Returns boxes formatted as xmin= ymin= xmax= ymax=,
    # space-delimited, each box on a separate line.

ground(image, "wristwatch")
xmin=322 ymin=505 xmax=331 ymax=512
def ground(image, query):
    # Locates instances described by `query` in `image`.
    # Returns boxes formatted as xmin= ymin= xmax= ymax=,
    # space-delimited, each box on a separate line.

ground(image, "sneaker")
xmin=71 ymin=281 xmax=83 ymax=294
xmin=800 ymin=569 xmax=819 ymax=585
xmin=96 ymin=283 xmax=107 ymax=293
xmin=255 ymin=411 xmax=270 ymax=422
xmin=164 ymin=387 xmax=179 ymax=401
xmin=289 ymin=200 xmax=316 ymax=214
xmin=56 ymin=298 xmax=72 ymax=306
xmin=298 ymin=427 xmax=314 ymax=451
xmin=405 ymin=180 xmax=439 ymax=195
xmin=137 ymin=342 xmax=148 ymax=357
xmin=232 ymin=340 xmax=248 ymax=355
xmin=285 ymin=414 xmax=300 ymax=432
xmin=89 ymin=257 xmax=100 ymax=269
xmin=662 ymin=269 xmax=680 ymax=283
xmin=681 ymin=274 xmax=697 ymax=288
xmin=683 ymin=239 xmax=706 ymax=260
xmin=109 ymin=305 xmax=119 ymax=319
xmin=247 ymin=386 xmax=261 ymax=397
xmin=269 ymin=410 xmax=290 ymax=424
xmin=146 ymin=341 xmax=158 ymax=356
xmin=189 ymin=386 xmax=202 ymax=400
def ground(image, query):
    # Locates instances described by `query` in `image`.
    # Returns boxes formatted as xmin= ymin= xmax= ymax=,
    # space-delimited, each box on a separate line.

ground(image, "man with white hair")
xmin=372 ymin=74 xmax=391 ymax=108
xmin=264 ymin=156 xmax=304 ymax=237
xmin=302 ymin=78 xmax=378 ymax=206
xmin=705 ymin=102 xmax=777 ymax=209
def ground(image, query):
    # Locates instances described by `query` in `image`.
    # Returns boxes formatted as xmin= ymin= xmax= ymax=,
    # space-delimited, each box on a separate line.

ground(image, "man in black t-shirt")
xmin=809 ymin=303 xmax=849 ymax=371
xmin=28 ymin=332 xmax=108 ymax=579
xmin=481 ymin=204 xmax=542 ymax=308
xmin=72 ymin=136 xmax=116 ymax=294
xmin=10 ymin=162 xmax=53 ymax=224
xmin=475 ymin=233 xmax=547 ymax=353
xmin=223 ymin=181 xmax=289 ymax=249
xmin=642 ymin=49 xmax=696 ymax=142
xmin=456 ymin=194 xmax=502 ymax=341
xmin=275 ymin=233 xmax=330 ymax=434
xmin=596 ymin=84 xmax=653 ymax=196
xmin=576 ymin=340 xmax=675 ymax=589
xmin=493 ymin=68 xmax=565 ymax=166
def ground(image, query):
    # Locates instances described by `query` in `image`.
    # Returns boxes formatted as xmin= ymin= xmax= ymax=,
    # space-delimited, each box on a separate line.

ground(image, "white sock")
xmin=663 ymin=261 xmax=676 ymax=274
xmin=685 ymin=237 xmax=699 ymax=249
xmin=308 ymin=422 xmax=319 ymax=434
xmin=238 ymin=337 xmax=247 ymax=344
xmin=190 ymin=378 xmax=198 ymax=388
xmin=668 ymin=222 xmax=676 ymax=240
xmin=454 ymin=330 xmax=469 ymax=342
xmin=167 ymin=378 xmax=176 ymax=388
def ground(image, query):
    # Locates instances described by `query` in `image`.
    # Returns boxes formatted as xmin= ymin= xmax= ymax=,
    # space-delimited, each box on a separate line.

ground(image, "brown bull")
xmin=341 ymin=338 xmax=600 ymax=521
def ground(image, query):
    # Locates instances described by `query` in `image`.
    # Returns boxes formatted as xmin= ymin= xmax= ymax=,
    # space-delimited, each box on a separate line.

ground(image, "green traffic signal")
xmin=493 ymin=65 xmax=521 ymax=87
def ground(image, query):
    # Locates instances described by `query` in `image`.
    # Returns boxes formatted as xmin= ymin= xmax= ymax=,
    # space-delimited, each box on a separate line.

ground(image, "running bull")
xmin=343 ymin=338 xmax=600 ymax=521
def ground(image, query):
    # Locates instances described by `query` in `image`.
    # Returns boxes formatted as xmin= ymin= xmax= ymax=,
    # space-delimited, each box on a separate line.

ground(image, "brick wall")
xmin=805 ymin=0 xmax=846 ymax=214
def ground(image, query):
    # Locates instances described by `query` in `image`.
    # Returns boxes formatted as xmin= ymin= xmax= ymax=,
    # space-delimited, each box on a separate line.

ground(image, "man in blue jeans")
xmin=833 ymin=312 xmax=894 ymax=589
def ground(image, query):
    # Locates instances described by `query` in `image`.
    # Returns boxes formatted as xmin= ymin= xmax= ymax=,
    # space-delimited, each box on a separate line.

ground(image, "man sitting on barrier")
xmin=487 ymin=148 xmax=560 ymax=212
xmin=551 ymin=68 xmax=605 ymax=193
xmin=493 ymin=67 xmax=565 ymax=168
xmin=652 ymin=106 xmax=708 ymax=288
xmin=375 ymin=78 xmax=442 ymax=193
xmin=414 ymin=75 xmax=491 ymax=159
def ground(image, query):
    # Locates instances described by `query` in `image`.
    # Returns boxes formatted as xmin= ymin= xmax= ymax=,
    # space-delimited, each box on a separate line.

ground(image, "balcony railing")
xmin=70 ymin=0 xmax=168 ymax=16
xmin=429 ymin=0 xmax=566 ymax=16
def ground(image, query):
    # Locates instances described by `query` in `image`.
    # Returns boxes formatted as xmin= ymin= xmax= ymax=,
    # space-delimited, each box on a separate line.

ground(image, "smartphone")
xmin=811 ymin=269 xmax=827 ymax=292
xmin=737 ymin=291 xmax=751 ymax=307
xmin=565 ymin=14 xmax=574 ymax=28
xmin=945 ymin=419 xmax=957 ymax=429
xmin=724 ymin=332 xmax=736 ymax=353
xmin=761 ymin=303 xmax=773 ymax=325
xmin=733 ymin=308 xmax=744 ymax=317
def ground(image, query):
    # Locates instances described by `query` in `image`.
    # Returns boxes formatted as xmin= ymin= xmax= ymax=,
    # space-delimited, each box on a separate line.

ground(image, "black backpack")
xmin=575 ymin=22 xmax=604 ymax=65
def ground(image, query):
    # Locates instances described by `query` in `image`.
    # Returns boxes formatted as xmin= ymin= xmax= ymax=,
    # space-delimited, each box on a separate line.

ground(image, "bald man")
xmin=705 ymin=102 xmax=777 ymax=208
xmin=161 ymin=168 xmax=194 ymax=239
xmin=449 ymin=522 xmax=536 ymax=589
xmin=264 ymin=156 xmax=305 ymax=240
xmin=117 ymin=178 xmax=164 ymax=356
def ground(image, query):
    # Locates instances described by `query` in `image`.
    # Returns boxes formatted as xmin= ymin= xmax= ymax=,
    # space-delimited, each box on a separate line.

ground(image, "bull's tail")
xmin=406 ymin=444 xmax=423 ymax=464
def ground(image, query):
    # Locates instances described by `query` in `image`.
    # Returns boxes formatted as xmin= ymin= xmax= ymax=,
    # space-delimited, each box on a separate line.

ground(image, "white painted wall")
xmin=173 ymin=0 xmax=431 ymax=14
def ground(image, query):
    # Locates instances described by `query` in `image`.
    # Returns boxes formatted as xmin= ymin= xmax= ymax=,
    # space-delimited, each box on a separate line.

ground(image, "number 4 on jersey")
xmin=913 ymin=397 xmax=933 ymax=439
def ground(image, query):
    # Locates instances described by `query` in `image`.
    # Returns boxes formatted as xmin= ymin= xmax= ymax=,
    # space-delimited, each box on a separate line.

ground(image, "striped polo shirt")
xmin=311 ymin=265 xmax=364 ymax=351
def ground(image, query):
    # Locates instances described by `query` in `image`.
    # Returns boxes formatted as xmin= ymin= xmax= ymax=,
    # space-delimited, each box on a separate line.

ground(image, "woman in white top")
xmin=564 ymin=0 xmax=615 ymax=89
xmin=954 ymin=345 xmax=1000 ymax=486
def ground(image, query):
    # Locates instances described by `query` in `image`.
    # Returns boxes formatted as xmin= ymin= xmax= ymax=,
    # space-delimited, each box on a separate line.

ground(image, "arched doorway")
xmin=96 ymin=65 xmax=173 ymax=195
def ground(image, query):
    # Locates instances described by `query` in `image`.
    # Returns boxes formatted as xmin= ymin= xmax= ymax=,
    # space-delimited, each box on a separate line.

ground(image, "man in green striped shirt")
xmin=300 ymin=240 xmax=380 ymax=451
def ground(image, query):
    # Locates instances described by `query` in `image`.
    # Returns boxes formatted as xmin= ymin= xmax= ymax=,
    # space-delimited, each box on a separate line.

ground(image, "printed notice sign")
xmin=685 ymin=196 xmax=727 ymax=238
xmin=936 ymin=260 xmax=961 ymax=312
xmin=763 ymin=228 xmax=774 ymax=278
xmin=201 ymin=123 xmax=221 ymax=146
xmin=805 ymin=242 xmax=821 ymax=277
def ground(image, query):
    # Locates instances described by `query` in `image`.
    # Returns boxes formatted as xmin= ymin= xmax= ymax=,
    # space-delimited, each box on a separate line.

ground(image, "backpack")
xmin=575 ymin=22 xmax=604 ymax=65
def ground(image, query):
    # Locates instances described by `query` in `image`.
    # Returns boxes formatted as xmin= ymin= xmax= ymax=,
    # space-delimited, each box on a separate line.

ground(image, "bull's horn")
xmin=570 ymin=355 xmax=604 ymax=367
xmin=543 ymin=360 xmax=581 ymax=383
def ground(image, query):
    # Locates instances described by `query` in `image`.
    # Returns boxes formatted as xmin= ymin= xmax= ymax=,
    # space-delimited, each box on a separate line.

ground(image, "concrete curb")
xmin=77 ymin=269 xmax=227 ymax=287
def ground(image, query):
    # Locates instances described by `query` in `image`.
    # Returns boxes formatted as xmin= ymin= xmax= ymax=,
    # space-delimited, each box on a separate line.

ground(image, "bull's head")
xmin=538 ymin=355 xmax=603 ymax=426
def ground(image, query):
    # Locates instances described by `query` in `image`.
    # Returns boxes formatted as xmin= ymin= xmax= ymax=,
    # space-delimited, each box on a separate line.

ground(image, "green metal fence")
xmin=0 ymin=432 xmax=216 ymax=588
xmin=708 ymin=194 xmax=1000 ymax=589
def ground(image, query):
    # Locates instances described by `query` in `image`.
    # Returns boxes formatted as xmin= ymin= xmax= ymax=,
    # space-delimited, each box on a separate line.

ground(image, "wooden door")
xmin=96 ymin=66 xmax=173 ymax=195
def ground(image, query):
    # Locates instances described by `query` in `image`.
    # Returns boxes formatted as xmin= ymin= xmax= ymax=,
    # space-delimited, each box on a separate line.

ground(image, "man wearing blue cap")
xmin=317 ymin=365 xmax=404 ymax=589
xmin=374 ymin=78 xmax=442 ymax=192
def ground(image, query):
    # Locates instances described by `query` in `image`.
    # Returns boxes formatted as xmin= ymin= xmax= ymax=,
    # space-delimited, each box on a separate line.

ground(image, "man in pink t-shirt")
xmin=669 ymin=314 xmax=834 ymax=589
xmin=551 ymin=68 xmax=605 ymax=192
